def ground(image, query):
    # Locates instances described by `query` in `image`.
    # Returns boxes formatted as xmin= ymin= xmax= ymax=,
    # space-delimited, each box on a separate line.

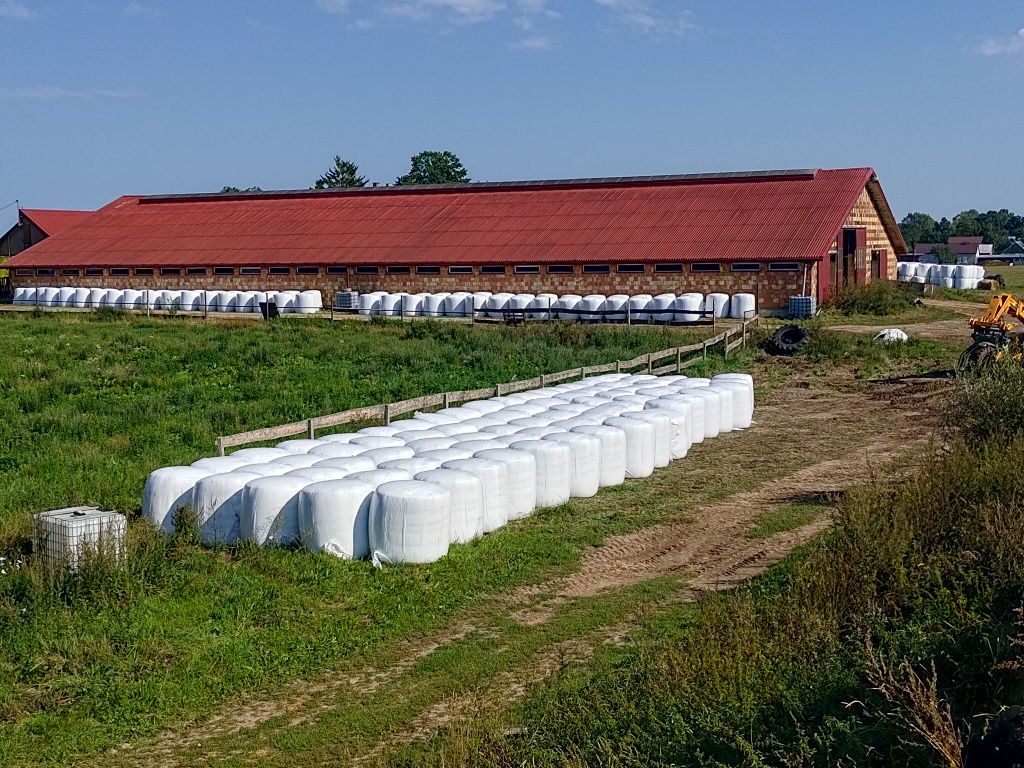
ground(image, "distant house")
xmin=0 ymin=208 xmax=92 ymax=260
xmin=983 ymin=237 xmax=1024 ymax=266
xmin=912 ymin=236 xmax=991 ymax=264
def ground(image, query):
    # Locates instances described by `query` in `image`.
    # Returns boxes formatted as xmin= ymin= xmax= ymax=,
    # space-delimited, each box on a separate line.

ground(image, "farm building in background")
xmin=0 ymin=208 xmax=92 ymax=260
xmin=4 ymin=167 xmax=905 ymax=311
xmin=913 ymin=236 xmax=993 ymax=265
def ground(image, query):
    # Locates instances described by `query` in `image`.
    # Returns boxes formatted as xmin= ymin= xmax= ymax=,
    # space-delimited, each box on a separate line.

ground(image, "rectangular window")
xmin=134 ymin=268 xmax=153 ymax=276
xmin=16 ymin=269 xmax=33 ymax=276
xmin=582 ymin=264 xmax=610 ymax=274
xmin=61 ymin=268 xmax=80 ymax=276
xmin=269 ymin=266 xmax=291 ymax=275
xmin=297 ymin=266 xmax=319 ymax=275
xmin=730 ymin=262 xmax=761 ymax=272
xmin=387 ymin=266 xmax=411 ymax=275
xmin=35 ymin=268 xmax=55 ymax=276
xmin=768 ymin=262 xmax=801 ymax=272
xmin=691 ymin=262 xmax=721 ymax=273
xmin=214 ymin=266 xmax=235 ymax=276
xmin=416 ymin=266 xmax=441 ymax=275
xmin=110 ymin=268 xmax=130 ymax=277
xmin=160 ymin=267 xmax=181 ymax=276
xmin=355 ymin=266 xmax=379 ymax=275
xmin=514 ymin=265 xmax=540 ymax=274
xmin=654 ymin=263 xmax=683 ymax=273
xmin=85 ymin=268 xmax=104 ymax=277
xmin=240 ymin=266 xmax=261 ymax=276
xmin=547 ymin=264 xmax=574 ymax=274
xmin=327 ymin=266 xmax=347 ymax=275
xmin=616 ymin=264 xmax=644 ymax=273
xmin=480 ymin=265 xmax=506 ymax=275
xmin=448 ymin=265 xmax=473 ymax=275
xmin=186 ymin=267 xmax=207 ymax=276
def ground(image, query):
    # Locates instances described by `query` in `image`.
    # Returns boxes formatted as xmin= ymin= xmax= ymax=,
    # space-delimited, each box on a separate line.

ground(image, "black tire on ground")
xmin=765 ymin=324 xmax=809 ymax=356
xmin=957 ymin=341 xmax=999 ymax=374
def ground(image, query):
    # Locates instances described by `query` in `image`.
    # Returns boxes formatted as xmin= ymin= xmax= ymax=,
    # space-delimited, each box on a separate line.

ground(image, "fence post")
xmin=443 ymin=392 xmax=451 ymax=408
xmin=676 ymin=347 xmax=682 ymax=372
xmin=616 ymin=360 xmax=622 ymax=373
xmin=307 ymin=419 xmax=315 ymax=439
xmin=216 ymin=436 xmax=225 ymax=457
xmin=383 ymin=403 xmax=392 ymax=425
xmin=742 ymin=320 xmax=748 ymax=348
xmin=646 ymin=353 xmax=652 ymax=373
xmin=541 ymin=373 xmax=547 ymax=386
xmin=579 ymin=367 xmax=585 ymax=381
xmin=702 ymin=339 xmax=708 ymax=359
xmin=627 ymin=303 xmax=631 ymax=325
xmin=724 ymin=330 xmax=731 ymax=359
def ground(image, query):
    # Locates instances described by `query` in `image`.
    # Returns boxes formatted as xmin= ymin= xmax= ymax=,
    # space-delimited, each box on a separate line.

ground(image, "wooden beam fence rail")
xmin=216 ymin=317 xmax=758 ymax=454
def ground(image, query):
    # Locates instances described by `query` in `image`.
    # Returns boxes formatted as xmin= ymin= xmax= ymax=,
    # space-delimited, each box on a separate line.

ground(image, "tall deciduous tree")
xmin=899 ymin=212 xmax=941 ymax=247
xmin=314 ymin=155 xmax=367 ymax=189
xmin=396 ymin=151 xmax=470 ymax=186
xmin=930 ymin=244 xmax=959 ymax=264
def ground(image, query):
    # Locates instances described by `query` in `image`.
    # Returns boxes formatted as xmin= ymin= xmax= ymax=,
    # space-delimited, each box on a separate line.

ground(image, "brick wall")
xmin=12 ymin=265 xmax=808 ymax=311
xmin=839 ymin=188 xmax=900 ymax=280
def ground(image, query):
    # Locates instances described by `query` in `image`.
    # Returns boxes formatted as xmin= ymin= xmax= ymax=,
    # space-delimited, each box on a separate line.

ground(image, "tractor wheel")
xmin=957 ymin=342 xmax=999 ymax=374
xmin=765 ymin=324 xmax=809 ymax=356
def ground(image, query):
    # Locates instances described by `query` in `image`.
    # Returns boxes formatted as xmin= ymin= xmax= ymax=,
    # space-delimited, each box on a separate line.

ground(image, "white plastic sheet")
xmin=541 ymin=432 xmax=601 ymax=498
xmin=414 ymin=469 xmax=485 ymax=543
xmin=368 ymin=481 xmax=451 ymax=565
xmin=143 ymin=466 xmax=211 ymax=532
xmin=298 ymin=479 xmax=375 ymax=558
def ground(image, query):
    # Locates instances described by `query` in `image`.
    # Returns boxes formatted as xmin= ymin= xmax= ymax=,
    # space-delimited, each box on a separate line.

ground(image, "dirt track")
xmin=116 ymin=368 xmax=945 ymax=768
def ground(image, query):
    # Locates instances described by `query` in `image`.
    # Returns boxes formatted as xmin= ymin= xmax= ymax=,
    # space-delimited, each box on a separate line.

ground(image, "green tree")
xmin=951 ymin=209 xmax=983 ymax=238
xmin=898 ymin=212 xmax=940 ymax=247
xmin=396 ymin=150 xmax=470 ymax=186
xmin=220 ymin=186 xmax=263 ymax=193
xmin=314 ymin=155 xmax=367 ymax=189
xmin=930 ymin=244 xmax=959 ymax=264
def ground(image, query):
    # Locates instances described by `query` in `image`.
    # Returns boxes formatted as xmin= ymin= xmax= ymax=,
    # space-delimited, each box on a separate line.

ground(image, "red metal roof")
xmin=20 ymin=208 xmax=92 ymax=237
xmin=8 ymin=168 xmax=888 ymax=269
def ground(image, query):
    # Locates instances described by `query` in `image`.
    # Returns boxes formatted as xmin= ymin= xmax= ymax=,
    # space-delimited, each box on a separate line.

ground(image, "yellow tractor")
xmin=958 ymin=293 xmax=1024 ymax=372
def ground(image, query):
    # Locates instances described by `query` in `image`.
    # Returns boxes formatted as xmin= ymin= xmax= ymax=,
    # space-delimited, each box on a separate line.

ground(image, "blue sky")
xmin=2 ymin=0 xmax=1023 ymax=232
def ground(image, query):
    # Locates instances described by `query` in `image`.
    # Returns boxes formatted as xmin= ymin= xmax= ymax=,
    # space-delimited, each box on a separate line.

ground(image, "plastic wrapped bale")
xmin=414 ymin=469 xmax=485 ymax=542
xmin=704 ymin=292 xmax=730 ymax=318
xmin=706 ymin=386 xmax=735 ymax=433
xmin=277 ymin=438 xmax=327 ymax=454
xmin=416 ymin=448 xmax=475 ymax=465
xmin=368 ymin=481 xmax=451 ymax=565
xmin=508 ymin=293 xmax=534 ymax=314
xmin=603 ymin=294 xmax=629 ymax=322
xmin=358 ymin=292 xmax=384 ymax=316
xmin=347 ymin=468 xmax=413 ymax=488
xmin=650 ymin=293 xmax=676 ymax=323
xmin=433 ymin=422 xmax=479 ymax=438
xmin=460 ymin=400 xmax=506 ymax=416
xmin=309 ymin=442 xmax=367 ymax=459
xmin=296 ymin=290 xmax=322 ymax=314
xmin=178 ymin=290 xmax=202 ymax=311
xmin=239 ymin=476 xmax=310 ymax=546
xmin=503 ymin=403 xmax=550 ymax=418
xmin=401 ymin=292 xmax=425 ymax=317
xmin=12 ymin=287 xmax=31 ymax=305
xmin=319 ymin=432 xmax=361 ymax=444
xmin=550 ymin=403 xmax=591 ymax=417
xmin=192 ymin=456 xmax=252 ymax=473
xmin=440 ymin=458 xmax=510 ymax=533
xmin=515 ymin=425 xmax=564 ymax=440
xmin=569 ymin=425 xmax=627 ymax=487
xmin=378 ymin=457 xmax=444 ymax=475
xmin=270 ymin=453 xmax=324 ymax=469
xmin=361 ymin=446 xmax=416 ymax=465
xmin=579 ymin=294 xmax=606 ymax=322
xmin=730 ymin=293 xmax=756 ymax=319
xmin=471 ymin=291 xmax=491 ymax=316
xmin=351 ymin=435 xmax=406 ymax=449
xmin=298 ymin=479 xmax=376 ymax=558
xmin=100 ymin=288 xmax=122 ymax=308
xmin=647 ymin=396 xmax=702 ymax=448
xmin=539 ymin=432 xmax=601 ymax=498
xmin=143 ymin=466 xmax=212 ymax=532
xmin=528 ymin=293 xmax=557 ymax=320
xmin=57 ymin=287 xmax=76 ymax=307
xmin=192 ymin=470 xmax=263 ymax=544
xmin=451 ymin=438 xmax=505 ymax=455
xmin=443 ymin=292 xmax=471 ymax=317
xmin=477 ymin=424 xmax=520 ymax=439
xmin=72 ymin=287 xmax=91 ymax=307
xmin=410 ymin=411 xmax=459 ymax=426
xmin=506 ymin=440 xmax=572 ymax=507
xmin=313 ymin=456 xmax=377 ymax=475
xmin=601 ymin=416 xmax=656 ymax=478
xmin=672 ymin=389 xmax=720 ymax=439
xmin=407 ymin=436 xmax=458 ymax=454
xmin=391 ymin=428 xmax=446 ymax=444
xmin=673 ymin=293 xmax=704 ymax=323
xmin=230 ymin=447 xmax=292 ymax=462
xmin=627 ymin=294 xmax=653 ymax=323
xmin=553 ymin=294 xmax=582 ymax=321
xmin=236 ymin=463 xmax=292 ymax=476
xmin=473 ymin=448 xmax=537 ymax=519
xmin=379 ymin=293 xmax=403 ymax=317
xmin=285 ymin=467 xmax=352 ymax=483
xmin=711 ymin=375 xmax=754 ymax=428
xmin=629 ymin=409 xmax=683 ymax=463
xmin=358 ymin=425 xmax=405 ymax=437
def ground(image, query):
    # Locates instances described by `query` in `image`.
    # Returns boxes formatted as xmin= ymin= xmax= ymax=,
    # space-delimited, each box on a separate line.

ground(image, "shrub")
xmin=823 ymin=281 xmax=918 ymax=316
xmin=946 ymin=363 xmax=1024 ymax=446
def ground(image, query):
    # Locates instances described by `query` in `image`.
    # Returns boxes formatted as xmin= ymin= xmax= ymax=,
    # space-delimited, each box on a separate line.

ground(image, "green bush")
xmin=946 ymin=363 xmax=1024 ymax=446
xmin=823 ymin=281 xmax=919 ymax=316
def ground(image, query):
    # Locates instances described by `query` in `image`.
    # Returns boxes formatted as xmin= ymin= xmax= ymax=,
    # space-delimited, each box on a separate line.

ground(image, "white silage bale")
xmin=602 ymin=416 xmax=656 ymax=478
xmin=710 ymin=382 xmax=751 ymax=429
xmin=378 ymin=457 xmax=444 ymax=475
xmin=319 ymin=433 xmax=361 ymax=444
xmin=270 ymin=454 xmax=323 ymax=469
xmin=569 ymin=425 xmax=627 ymax=487
xmin=673 ymin=293 xmax=704 ymax=323
xmin=359 ymin=292 xmax=383 ymax=316
xmin=529 ymin=293 xmax=557 ymax=320
xmin=368 ymin=481 xmax=451 ymax=565
xmin=391 ymin=428 xmax=446 ymax=443
xmin=650 ymin=293 xmax=676 ymax=323
xmin=143 ymin=466 xmax=212 ymax=532
xmin=541 ymin=432 xmax=601 ymax=498
xmin=346 ymin=468 xmax=413 ymax=488
xmin=416 ymin=448 xmax=475 ymax=464
xmin=192 ymin=456 xmax=252 ymax=472
xmin=276 ymin=438 xmax=326 ymax=454
xmin=649 ymin=394 xmax=704 ymax=445
xmin=452 ymin=438 xmax=505 ymax=455
xmin=297 ymin=290 xmax=322 ymax=314
xmin=443 ymin=292 xmax=472 ymax=317
xmin=509 ymin=294 xmax=534 ymax=313
xmin=434 ymin=422 xmax=479 ymax=438
xmin=239 ymin=476 xmax=310 ymax=546
xmin=474 ymin=448 xmax=537 ymax=520
xmin=730 ymin=293 xmax=757 ymax=319
xmin=86 ymin=287 xmax=104 ymax=307
xmin=309 ymin=443 xmax=366 ymax=459
xmin=440 ymin=458 xmax=510 ymax=533
xmin=460 ymin=400 xmax=506 ymax=416
xmin=580 ymin=294 xmax=607 ymax=322
xmin=481 ymin=423 xmax=522 ymax=437
xmin=58 ymin=287 xmax=76 ymax=307
xmin=358 ymin=425 xmax=405 ymax=437
xmin=705 ymin=293 xmax=730 ymax=318
xmin=628 ymin=410 xmax=679 ymax=465
xmin=380 ymin=293 xmax=403 ymax=317
xmin=485 ymin=293 xmax=513 ymax=317
xmin=414 ymin=469 xmax=485 ymax=543
xmin=298 ymin=479 xmax=375 ymax=558
xmin=351 ymin=436 xmax=405 ymax=449
xmin=286 ymin=467 xmax=351 ymax=483
xmin=230 ymin=447 xmax=292 ymax=462
xmin=407 ymin=437 xmax=458 ymax=454
xmin=508 ymin=440 xmax=572 ymax=507
xmin=101 ymin=288 xmax=122 ymax=308
xmin=181 ymin=290 xmax=203 ymax=311
xmin=193 ymin=470 xmax=263 ymax=544
xmin=516 ymin=425 xmax=565 ymax=439
xmin=555 ymin=294 xmax=583 ymax=320
xmin=644 ymin=398 xmax=694 ymax=457
xmin=236 ymin=463 xmax=292 ymax=477
xmin=312 ymin=456 xmax=377 ymax=475
xmin=508 ymin=416 xmax=557 ymax=429
xmin=604 ymin=294 xmax=629 ymax=322
xmin=410 ymin=411 xmax=459 ymax=426
xmin=72 ymin=287 xmax=91 ymax=307
xmin=361 ymin=446 xmax=416 ymax=464
xmin=550 ymin=403 xmax=590 ymax=416
xmin=712 ymin=374 xmax=754 ymax=427
xmin=628 ymin=294 xmax=653 ymax=323
xmin=471 ymin=292 xmax=492 ymax=314
xmin=402 ymin=292 xmax=424 ymax=317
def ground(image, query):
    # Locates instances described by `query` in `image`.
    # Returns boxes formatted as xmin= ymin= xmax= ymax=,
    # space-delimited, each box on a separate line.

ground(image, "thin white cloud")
xmin=0 ymin=0 xmax=32 ymax=20
xmin=125 ymin=2 xmax=160 ymax=15
xmin=315 ymin=0 xmax=350 ymax=14
xmin=0 ymin=86 xmax=136 ymax=102
xmin=593 ymin=0 xmax=697 ymax=35
xmin=980 ymin=28 xmax=1024 ymax=56
xmin=383 ymin=0 xmax=507 ymax=24
xmin=510 ymin=34 xmax=555 ymax=50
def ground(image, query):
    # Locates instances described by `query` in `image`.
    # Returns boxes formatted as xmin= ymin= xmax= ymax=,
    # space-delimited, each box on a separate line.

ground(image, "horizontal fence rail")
xmin=215 ymin=317 xmax=759 ymax=454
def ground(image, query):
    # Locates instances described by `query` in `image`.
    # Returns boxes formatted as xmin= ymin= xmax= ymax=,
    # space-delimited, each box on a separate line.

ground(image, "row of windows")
xmin=17 ymin=262 xmax=803 ymax=278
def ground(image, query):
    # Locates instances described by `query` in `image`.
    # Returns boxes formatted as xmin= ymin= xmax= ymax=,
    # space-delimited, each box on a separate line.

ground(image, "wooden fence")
xmin=215 ymin=316 xmax=759 ymax=454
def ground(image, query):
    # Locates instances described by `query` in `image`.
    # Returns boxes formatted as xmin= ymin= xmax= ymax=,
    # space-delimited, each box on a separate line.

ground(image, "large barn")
xmin=5 ymin=167 xmax=905 ymax=312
